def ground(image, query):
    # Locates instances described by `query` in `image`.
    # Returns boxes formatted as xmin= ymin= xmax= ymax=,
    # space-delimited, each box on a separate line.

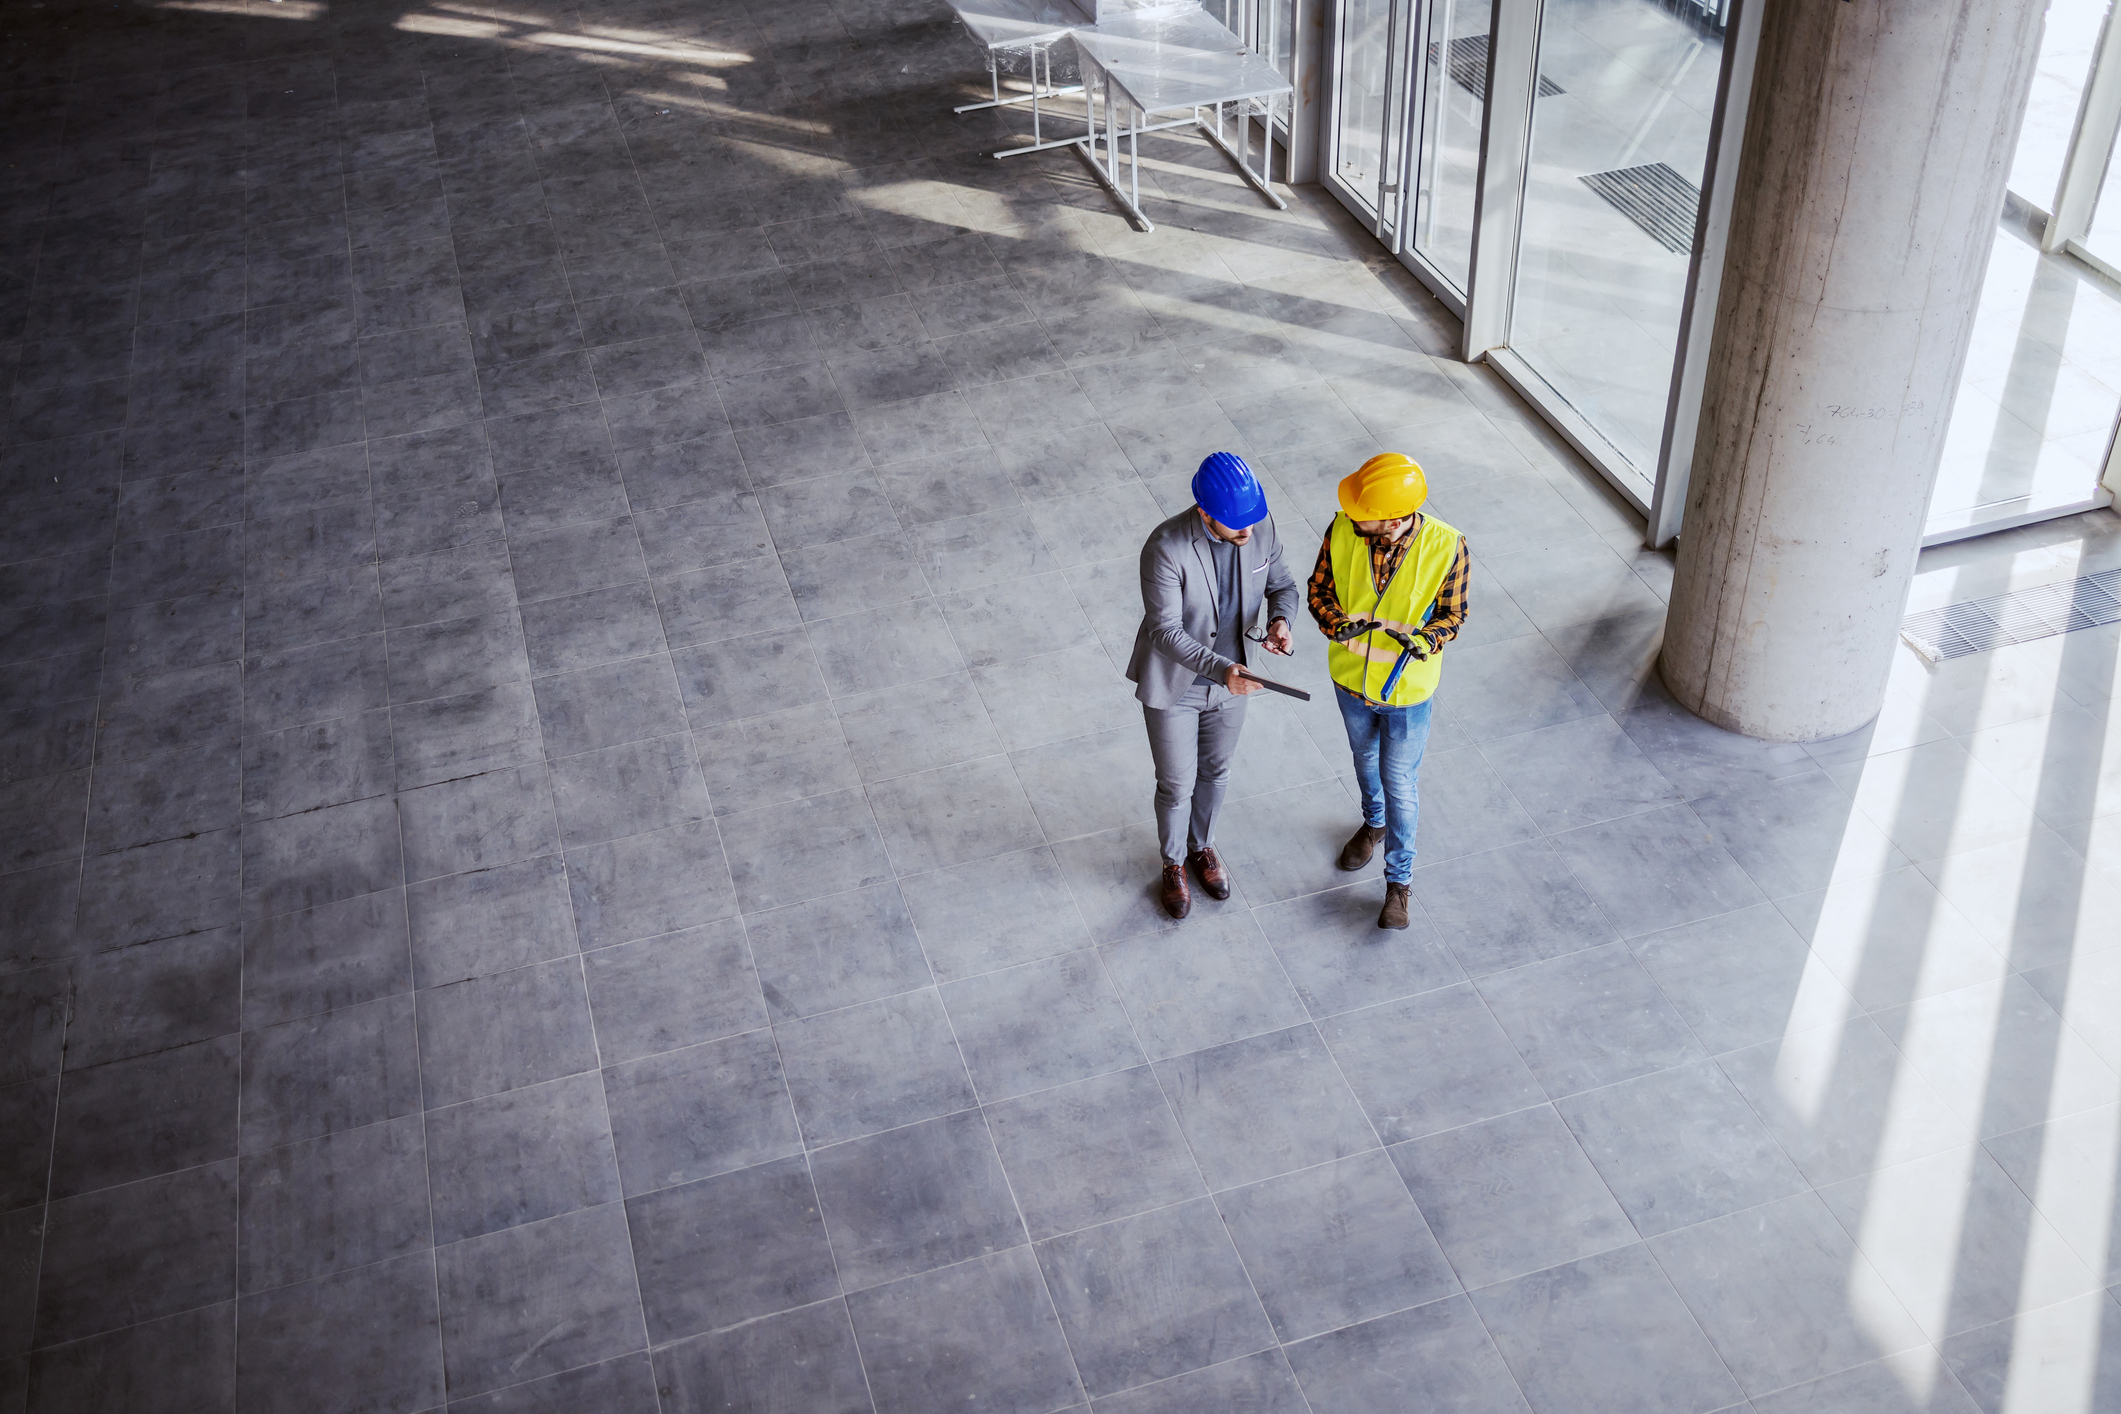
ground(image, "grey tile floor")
xmin=5 ymin=0 xmax=2121 ymax=1411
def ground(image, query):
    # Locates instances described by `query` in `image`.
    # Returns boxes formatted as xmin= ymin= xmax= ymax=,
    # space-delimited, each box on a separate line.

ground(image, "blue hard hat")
xmin=1192 ymin=451 xmax=1268 ymax=529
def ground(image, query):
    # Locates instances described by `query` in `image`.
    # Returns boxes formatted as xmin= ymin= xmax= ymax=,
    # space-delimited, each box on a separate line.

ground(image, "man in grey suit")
xmin=1125 ymin=453 xmax=1301 ymax=919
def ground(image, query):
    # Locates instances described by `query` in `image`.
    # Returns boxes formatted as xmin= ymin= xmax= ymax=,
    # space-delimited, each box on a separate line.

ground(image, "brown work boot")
xmin=1187 ymin=847 xmax=1230 ymax=901
xmin=1339 ymin=823 xmax=1385 ymax=871
xmin=1378 ymin=882 xmax=1411 ymax=930
xmin=1160 ymin=863 xmax=1191 ymax=919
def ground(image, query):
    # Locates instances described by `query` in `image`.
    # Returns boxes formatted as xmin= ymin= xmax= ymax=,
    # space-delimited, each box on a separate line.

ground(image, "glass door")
xmin=1407 ymin=0 xmax=1484 ymax=292
xmin=2009 ymin=0 xmax=2109 ymax=215
xmin=1927 ymin=0 xmax=2121 ymax=541
xmin=1327 ymin=0 xmax=1413 ymax=243
xmin=1318 ymin=0 xmax=2116 ymax=546
xmin=1927 ymin=226 xmax=2121 ymax=540
xmin=1504 ymin=0 xmax=1730 ymax=485
xmin=1325 ymin=0 xmax=1481 ymax=303
xmin=1324 ymin=0 xmax=1756 ymax=527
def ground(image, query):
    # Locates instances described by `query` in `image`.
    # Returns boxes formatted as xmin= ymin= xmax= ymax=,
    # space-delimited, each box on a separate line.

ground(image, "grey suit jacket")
xmin=1125 ymin=507 xmax=1303 ymax=709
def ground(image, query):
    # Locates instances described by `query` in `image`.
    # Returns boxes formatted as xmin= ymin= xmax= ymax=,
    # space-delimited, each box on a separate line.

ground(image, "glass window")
xmin=2009 ymin=0 xmax=2108 ymax=212
xmin=1506 ymin=0 xmax=1727 ymax=475
xmin=1212 ymin=0 xmax=1298 ymax=87
xmin=1936 ymin=0 xmax=2120 ymax=538
xmin=2072 ymin=43 xmax=2121 ymax=271
xmin=2081 ymin=149 xmax=2121 ymax=268
xmin=1931 ymin=227 xmax=2121 ymax=535
xmin=1332 ymin=0 xmax=1405 ymax=217
xmin=1408 ymin=0 xmax=1484 ymax=291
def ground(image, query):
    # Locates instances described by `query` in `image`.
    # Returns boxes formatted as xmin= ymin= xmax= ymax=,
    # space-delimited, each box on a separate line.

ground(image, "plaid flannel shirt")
xmin=1304 ymin=514 xmax=1471 ymax=653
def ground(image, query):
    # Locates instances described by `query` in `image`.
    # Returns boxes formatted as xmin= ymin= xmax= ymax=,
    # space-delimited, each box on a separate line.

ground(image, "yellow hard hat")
xmin=1339 ymin=452 xmax=1427 ymax=520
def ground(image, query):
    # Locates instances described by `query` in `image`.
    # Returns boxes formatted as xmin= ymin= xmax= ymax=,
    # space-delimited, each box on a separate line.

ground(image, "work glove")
xmin=1381 ymin=627 xmax=1432 ymax=660
xmin=1330 ymin=618 xmax=1431 ymax=658
xmin=1329 ymin=617 xmax=1382 ymax=643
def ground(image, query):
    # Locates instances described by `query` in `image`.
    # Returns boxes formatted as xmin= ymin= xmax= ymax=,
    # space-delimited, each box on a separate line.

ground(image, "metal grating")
xmin=1579 ymin=161 xmax=1700 ymax=253
xmin=1900 ymin=569 xmax=2121 ymax=663
xmin=1433 ymin=34 xmax=1564 ymax=102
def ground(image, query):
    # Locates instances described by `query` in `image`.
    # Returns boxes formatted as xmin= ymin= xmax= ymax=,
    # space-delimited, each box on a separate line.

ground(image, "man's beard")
xmin=1351 ymin=525 xmax=1399 ymax=540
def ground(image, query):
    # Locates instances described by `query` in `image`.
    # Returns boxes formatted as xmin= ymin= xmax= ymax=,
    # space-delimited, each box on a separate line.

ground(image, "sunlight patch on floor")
xmin=162 ymin=0 xmax=323 ymax=17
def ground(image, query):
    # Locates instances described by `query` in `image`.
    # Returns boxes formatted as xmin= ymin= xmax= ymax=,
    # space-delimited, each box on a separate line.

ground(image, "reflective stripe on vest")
xmin=1325 ymin=511 xmax=1462 ymax=707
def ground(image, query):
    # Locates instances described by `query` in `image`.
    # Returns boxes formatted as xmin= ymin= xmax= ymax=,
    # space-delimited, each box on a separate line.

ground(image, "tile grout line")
xmin=740 ymin=910 xmax=885 ymax=1414
xmin=188 ymin=968 xmax=2091 ymax=1311
xmin=960 ymin=523 xmax=1293 ymax=1404
xmin=598 ymin=25 xmax=882 ymax=1412
xmin=1266 ymin=861 xmax=1528 ymax=1408
xmin=13 ymin=72 xmax=143 ymax=1359
xmin=23 ymin=214 xmax=122 ymax=1362
xmin=495 ymin=34 xmax=678 ymax=1409
xmin=894 ymin=880 xmax=1100 ymax=1410
xmin=397 ymin=47 xmax=472 ymax=1407
xmin=225 ymin=44 xmax=293 ymax=1398
xmin=900 ymin=426 xmax=1204 ymax=1407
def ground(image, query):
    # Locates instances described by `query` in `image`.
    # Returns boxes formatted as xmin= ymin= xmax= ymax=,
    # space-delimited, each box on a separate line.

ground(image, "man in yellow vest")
xmin=1307 ymin=453 xmax=1469 ymax=929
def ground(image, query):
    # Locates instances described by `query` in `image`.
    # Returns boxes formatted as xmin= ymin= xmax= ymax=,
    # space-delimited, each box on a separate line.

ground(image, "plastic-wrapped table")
xmin=945 ymin=0 xmax=1250 ymax=161
xmin=1071 ymin=25 xmax=1293 ymax=232
xmin=945 ymin=0 xmax=1096 ymax=158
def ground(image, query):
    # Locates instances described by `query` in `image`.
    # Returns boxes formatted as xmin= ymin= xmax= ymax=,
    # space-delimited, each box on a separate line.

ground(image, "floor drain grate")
xmin=1901 ymin=568 xmax=2121 ymax=662
xmin=1434 ymin=34 xmax=1564 ymax=102
xmin=1580 ymin=161 xmax=1700 ymax=253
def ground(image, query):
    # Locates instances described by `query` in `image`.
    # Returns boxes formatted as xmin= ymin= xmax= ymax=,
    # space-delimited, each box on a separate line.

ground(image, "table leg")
xmin=1128 ymin=104 xmax=1139 ymax=213
xmin=1195 ymin=94 xmax=1290 ymax=211
xmin=955 ymin=44 xmax=1084 ymax=116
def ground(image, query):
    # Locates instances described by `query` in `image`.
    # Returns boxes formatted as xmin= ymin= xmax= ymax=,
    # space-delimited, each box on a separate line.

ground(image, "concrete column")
xmin=1659 ymin=0 xmax=2046 ymax=741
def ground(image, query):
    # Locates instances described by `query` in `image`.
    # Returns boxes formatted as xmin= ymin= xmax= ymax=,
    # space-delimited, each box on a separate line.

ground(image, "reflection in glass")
xmin=1211 ymin=0 xmax=1298 ymax=87
xmin=2083 ymin=150 xmax=2121 ymax=267
xmin=1508 ymin=0 xmax=1726 ymax=474
xmin=2008 ymin=0 xmax=2106 ymax=212
xmin=2076 ymin=67 xmax=2121 ymax=268
xmin=1409 ymin=0 xmax=1484 ymax=291
xmin=1931 ymin=228 xmax=2121 ymax=535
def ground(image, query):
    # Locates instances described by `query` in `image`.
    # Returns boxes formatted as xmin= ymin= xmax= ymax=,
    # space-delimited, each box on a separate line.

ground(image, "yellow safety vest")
xmin=1326 ymin=511 xmax=1462 ymax=707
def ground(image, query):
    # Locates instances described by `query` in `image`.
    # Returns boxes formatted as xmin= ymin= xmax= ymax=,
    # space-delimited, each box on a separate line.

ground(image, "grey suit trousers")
xmin=1143 ymin=681 xmax=1249 ymax=866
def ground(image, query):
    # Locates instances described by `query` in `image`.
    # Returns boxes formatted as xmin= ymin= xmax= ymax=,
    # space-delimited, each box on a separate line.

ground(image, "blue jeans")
xmin=1335 ymin=686 xmax=1433 ymax=884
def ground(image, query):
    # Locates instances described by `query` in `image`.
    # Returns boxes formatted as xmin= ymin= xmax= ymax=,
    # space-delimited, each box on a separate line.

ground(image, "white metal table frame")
xmin=956 ymin=40 xmax=1086 ymax=157
xmin=1072 ymin=38 xmax=1292 ymax=233
xmin=948 ymin=0 xmax=1094 ymax=159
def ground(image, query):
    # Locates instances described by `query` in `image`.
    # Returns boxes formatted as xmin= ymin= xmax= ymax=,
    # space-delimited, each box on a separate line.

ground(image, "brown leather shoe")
xmin=1378 ymin=882 xmax=1411 ymax=930
xmin=1160 ymin=863 xmax=1191 ymax=919
xmin=1339 ymin=823 xmax=1385 ymax=871
xmin=1187 ymin=847 xmax=1230 ymax=901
